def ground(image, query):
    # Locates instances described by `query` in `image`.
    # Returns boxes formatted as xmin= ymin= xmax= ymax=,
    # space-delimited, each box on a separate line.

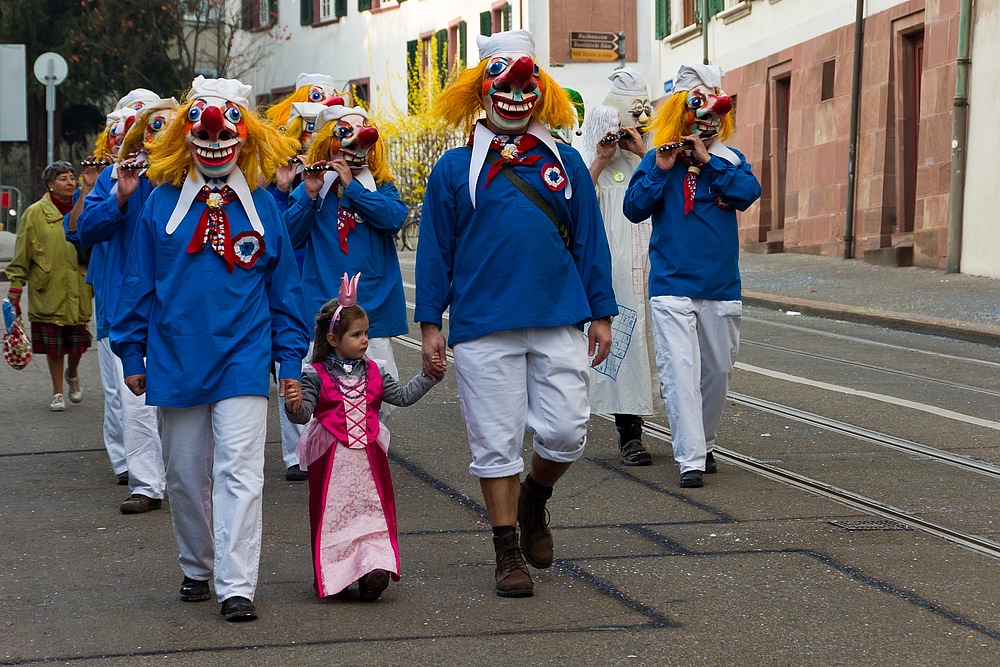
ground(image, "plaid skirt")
xmin=31 ymin=322 xmax=92 ymax=357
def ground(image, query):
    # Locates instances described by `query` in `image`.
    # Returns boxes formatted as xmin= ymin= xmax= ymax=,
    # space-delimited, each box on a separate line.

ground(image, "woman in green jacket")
xmin=5 ymin=162 xmax=93 ymax=411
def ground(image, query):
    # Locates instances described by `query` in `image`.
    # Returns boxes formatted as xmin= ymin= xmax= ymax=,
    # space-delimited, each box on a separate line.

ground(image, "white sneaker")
xmin=49 ymin=393 xmax=66 ymax=411
xmin=67 ymin=376 xmax=83 ymax=403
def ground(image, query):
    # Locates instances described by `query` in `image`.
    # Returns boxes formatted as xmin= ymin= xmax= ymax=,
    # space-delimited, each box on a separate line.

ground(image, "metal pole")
xmin=702 ymin=0 xmax=709 ymax=65
xmin=45 ymin=60 xmax=55 ymax=165
xmin=843 ymin=0 xmax=864 ymax=259
xmin=946 ymin=0 xmax=973 ymax=274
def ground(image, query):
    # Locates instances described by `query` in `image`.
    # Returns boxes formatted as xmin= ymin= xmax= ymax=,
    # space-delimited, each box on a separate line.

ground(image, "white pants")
xmin=453 ymin=326 xmax=590 ymax=478
xmin=97 ymin=338 xmax=126 ymax=475
xmin=158 ymin=395 xmax=267 ymax=602
xmin=99 ymin=337 xmax=164 ymax=497
xmin=650 ymin=296 xmax=741 ymax=474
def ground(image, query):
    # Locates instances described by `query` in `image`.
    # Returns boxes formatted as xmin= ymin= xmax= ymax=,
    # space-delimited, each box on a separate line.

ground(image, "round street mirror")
xmin=33 ymin=52 xmax=68 ymax=86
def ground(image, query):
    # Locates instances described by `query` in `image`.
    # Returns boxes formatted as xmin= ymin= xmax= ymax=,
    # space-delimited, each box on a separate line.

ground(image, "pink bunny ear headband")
xmin=329 ymin=272 xmax=361 ymax=333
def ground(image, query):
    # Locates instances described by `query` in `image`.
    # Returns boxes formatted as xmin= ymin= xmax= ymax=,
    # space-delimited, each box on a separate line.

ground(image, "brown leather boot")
xmin=517 ymin=478 xmax=554 ymax=568
xmin=493 ymin=531 xmax=533 ymax=597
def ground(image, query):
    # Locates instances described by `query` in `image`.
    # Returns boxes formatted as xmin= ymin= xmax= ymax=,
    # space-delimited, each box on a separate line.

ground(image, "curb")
xmin=742 ymin=290 xmax=1000 ymax=348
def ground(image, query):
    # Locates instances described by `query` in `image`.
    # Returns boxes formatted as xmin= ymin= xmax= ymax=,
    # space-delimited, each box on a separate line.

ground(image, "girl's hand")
xmin=430 ymin=352 xmax=447 ymax=377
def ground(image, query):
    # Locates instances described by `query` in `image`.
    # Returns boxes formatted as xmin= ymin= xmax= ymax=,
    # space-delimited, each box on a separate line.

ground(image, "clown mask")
xmin=185 ymin=96 xmax=246 ymax=179
xmin=684 ymin=84 xmax=733 ymax=139
xmin=604 ymin=91 xmax=652 ymax=131
xmin=108 ymin=112 xmax=137 ymax=158
xmin=329 ymin=114 xmax=379 ymax=172
xmin=482 ymin=54 xmax=541 ymax=134
xmin=144 ymin=108 xmax=178 ymax=145
xmin=307 ymin=84 xmax=344 ymax=106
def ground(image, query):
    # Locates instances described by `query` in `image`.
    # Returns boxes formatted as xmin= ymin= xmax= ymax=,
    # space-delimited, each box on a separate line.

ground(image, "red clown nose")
xmin=356 ymin=126 xmax=379 ymax=150
xmin=324 ymin=96 xmax=345 ymax=107
xmin=495 ymin=56 xmax=536 ymax=91
xmin=199 ymin=105 xmax=225 ymax=140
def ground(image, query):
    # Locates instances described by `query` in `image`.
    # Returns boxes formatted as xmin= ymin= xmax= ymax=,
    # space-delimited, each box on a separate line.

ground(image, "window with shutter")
xmin=301 ymin=0 xmax=314 ymax=25
xmin=269 ymin=0 xmax=278 ymax=24
xmin=655 ymin=0 xmax=670 ymax=39
xmin=709 ymin=0 xmax=724 ymax=18
xmin=435 ymin=28 xmax=448 ymax=89
xmin=480 ymin=11 xmax=491 ymax=35
xmin=335 ymin=0 xmax=347 ymax=18
xmin=458 ymin=20 xmax=467 ymax=69
xmin=407 ymin=39 xmax=419 ymax=113
xmin=502 ymin=3 xmax=511 ymax=31
xmin=359 ymin=0 xmax=370 ymax=10
xmin=241 ymin=0 xmax=253 ymax=29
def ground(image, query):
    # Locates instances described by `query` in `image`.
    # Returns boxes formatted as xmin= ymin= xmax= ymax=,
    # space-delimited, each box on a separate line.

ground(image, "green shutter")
xmin=269 ymin=0 xmax=278 ymax=24
xmin=335 ymin=0 xmax=347 ymax=18
xmin=407 ymin=39 xmax=418 ymax=113
xmin=358 ymin=0 xmax=370 ymax=11
xmin=480 ymin=11 xmax=491 ymax=35
xmin=655 ymin=0 xmax=670 ymax=39
xmin=242 ymin=0 xmax=253 ymax=29
xmin=709 ymin=0 xmax=724 ymax=17
xmin=301 ymin=0 xmax=313 ymax=25
xmin=502 ymin=3 xmax=512 ymax=31
xmin=458 ymin=20 xmax=467 ymax=69
xmin=435 ymin=28 xmax=448 ymax=88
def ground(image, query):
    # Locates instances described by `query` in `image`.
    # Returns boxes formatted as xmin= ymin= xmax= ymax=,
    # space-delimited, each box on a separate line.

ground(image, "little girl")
xmin=284 ymin=273 xmax=443 ymax=601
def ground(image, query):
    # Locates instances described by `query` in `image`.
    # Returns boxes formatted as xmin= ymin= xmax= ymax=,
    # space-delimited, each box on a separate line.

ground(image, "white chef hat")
xmin=186 ymin=75 xmax=252 ymax=108
xmin=608 ymin=67 xmax=648 ymax=96
xmin=115 ymin=88 xmax=160 ymax=111
xmin=295 ymin=73 xmax=337 ymax=89
xmin=476 ymin=29 xmax=535 ymax=60
xmin=289 ymin=102 xmax=329 ymax=123
xmin=316 ymin=105 xmax=369 ymax=129
xmin=105 ymin=107 xmax=136 ymax=130
xmin=673 ymin=64 xmax=725 ymax=92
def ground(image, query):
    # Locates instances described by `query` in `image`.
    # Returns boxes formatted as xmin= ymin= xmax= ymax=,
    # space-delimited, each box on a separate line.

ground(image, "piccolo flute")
xmin=599 ymin=129 xmax=628 ymax=144
xmin=657 ymin=132 xmax=718 ymax=152
xmin=302 ymin=163 xmax=335 ymax=173
xmin=81 ymin=159 xmax=111 ymax=167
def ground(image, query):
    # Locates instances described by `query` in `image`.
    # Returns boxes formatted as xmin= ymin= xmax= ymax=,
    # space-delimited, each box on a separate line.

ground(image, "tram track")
xmin=392 ymin=332 xmax=1000 ymax=561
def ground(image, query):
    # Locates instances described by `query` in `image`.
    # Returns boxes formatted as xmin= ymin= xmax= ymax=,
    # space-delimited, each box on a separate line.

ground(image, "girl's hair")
xmin=305 ymin=119 xmax=395 ymax=185
xmin=146 ymin=96 xmax=298 ymax=188
xmin=432 ymin=59 xmax=577 ymax=133
xmin=650 ymin=89 xmax=735 ymax=147
xmin=310 ymin=300 xmax=368 ymax=363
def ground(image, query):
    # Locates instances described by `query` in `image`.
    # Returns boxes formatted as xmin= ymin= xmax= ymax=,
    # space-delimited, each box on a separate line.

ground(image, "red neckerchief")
xmin=187 ymin=185 xmax=239 ymax=272
xmin=51 ymin=194 xmax=74 ymax=216
xmin=678 ymin=153 xmax=701 ymax=216
xmin=466 ymin=132 xmax=544 ymax=186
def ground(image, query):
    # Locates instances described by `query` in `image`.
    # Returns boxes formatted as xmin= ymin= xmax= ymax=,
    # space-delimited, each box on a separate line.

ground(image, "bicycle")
xmin=396 ymin=202 xmax=421 ymax=251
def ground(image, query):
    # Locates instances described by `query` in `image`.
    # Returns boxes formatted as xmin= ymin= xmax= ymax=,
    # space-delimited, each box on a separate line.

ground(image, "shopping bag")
xmin=3 ymin=308 xmax=31 ymax=370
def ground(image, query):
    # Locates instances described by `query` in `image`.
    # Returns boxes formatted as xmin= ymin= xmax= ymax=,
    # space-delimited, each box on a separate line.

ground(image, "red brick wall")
xmin=724 ymin=0 xmax=958 ymax=268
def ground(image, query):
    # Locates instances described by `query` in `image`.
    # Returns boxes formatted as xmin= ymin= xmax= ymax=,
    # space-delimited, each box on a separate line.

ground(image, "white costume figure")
xmin=579 ymin=68 xmax=663 ymax=466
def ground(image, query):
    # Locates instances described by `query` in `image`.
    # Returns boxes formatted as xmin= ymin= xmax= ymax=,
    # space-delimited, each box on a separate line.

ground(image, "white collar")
xmin=707 ymin=140 xmax=740 ymax=166
xmin=317 ymin=167 xmax=376 ymax=209
xmin=165 ymin=168 xmax=263 ymax=235
xmin=467 ymin=119 xmax=572 ymax=208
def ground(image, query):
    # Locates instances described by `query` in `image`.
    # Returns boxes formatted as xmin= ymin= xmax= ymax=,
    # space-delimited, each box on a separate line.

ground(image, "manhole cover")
xmin=829 ymin=519 xmax=911 ymax=531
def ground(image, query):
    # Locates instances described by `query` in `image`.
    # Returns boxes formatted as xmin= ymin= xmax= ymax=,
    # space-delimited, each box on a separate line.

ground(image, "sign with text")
xmin=569 ymin=31 xmax=619 ymax=61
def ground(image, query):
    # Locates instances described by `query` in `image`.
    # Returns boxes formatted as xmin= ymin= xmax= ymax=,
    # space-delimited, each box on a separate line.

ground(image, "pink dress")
xmin=295 ymin=360 xmax=399 ymax=597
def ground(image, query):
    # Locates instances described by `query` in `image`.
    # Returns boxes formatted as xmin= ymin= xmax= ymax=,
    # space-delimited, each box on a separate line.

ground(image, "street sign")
xmin=32 ymin=52 xmax=68 ymax=165
xmin=33 ymin=52 xmax=68 ymax=86
xmin=569 ymin=30 xmax=620 ymax=61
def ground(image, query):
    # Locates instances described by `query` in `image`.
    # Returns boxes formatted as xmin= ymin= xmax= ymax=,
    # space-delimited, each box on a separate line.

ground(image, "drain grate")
xmin=829 ymin=519 xmax=911 ymax=531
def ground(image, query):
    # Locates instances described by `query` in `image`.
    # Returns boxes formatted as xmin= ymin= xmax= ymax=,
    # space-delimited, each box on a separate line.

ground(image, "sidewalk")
xmin=739 ymin=250 xmax=1000 ymax=346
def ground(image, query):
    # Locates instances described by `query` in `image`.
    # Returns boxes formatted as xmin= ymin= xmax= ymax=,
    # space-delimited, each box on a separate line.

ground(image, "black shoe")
xmin=619 ymin=439 xmax=652 ymax=466
xmin=285 ymin=464 xmax=308 ymax=481
xmin=680 ymin=470 xmax=703 ymax=488
xmin=220 ymin=596 xmax=257 ymax=622
xmin=358 ymin=569 xmax=390 ymax=601
xmin=179 ymin=576 xmax=211 ymax=602
xmin=116 ymin=471 xmax=129 ymax=486
xmin=705 ymin=452 xmax=717 ymax=474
